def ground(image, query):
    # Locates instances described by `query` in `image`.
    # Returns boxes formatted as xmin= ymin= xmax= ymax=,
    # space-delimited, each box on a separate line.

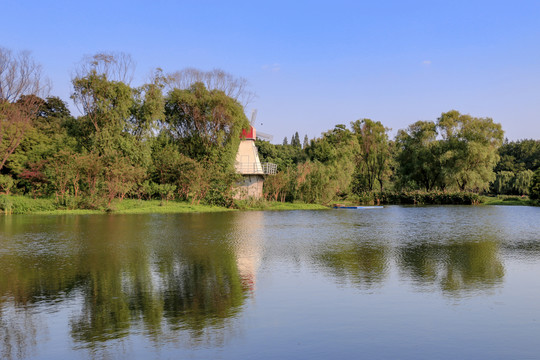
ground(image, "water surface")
xmin=1 ymin=206 xmax=539 ymax=359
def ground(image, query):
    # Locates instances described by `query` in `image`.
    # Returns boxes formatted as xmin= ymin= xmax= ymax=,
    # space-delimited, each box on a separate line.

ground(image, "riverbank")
xmin=0 ymin=195 xmax=327 ymax=215
xmin=1 ymin=194 xmax=535 ymax=215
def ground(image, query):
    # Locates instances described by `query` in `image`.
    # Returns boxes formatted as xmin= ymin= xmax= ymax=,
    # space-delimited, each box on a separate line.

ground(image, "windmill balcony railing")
xmin=235 ymin=162 xmax=278 ymax=175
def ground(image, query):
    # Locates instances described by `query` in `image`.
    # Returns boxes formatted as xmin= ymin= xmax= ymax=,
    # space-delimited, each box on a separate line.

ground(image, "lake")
xmin=1 ymin=206 xmax=539 ymax=359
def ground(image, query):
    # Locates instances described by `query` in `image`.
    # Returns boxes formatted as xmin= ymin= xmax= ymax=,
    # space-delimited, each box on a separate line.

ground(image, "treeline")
xmin=1 ymin=49 xmax=250 ymax=209
xmin=1 ymin=47 xmax=539 ymax=209
xmin=257 ymin=118 xmax=540 ymax=205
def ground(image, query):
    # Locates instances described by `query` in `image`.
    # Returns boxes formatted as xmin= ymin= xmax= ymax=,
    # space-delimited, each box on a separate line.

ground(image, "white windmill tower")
xmin=234 ymin=110 xmax=277 ymax=199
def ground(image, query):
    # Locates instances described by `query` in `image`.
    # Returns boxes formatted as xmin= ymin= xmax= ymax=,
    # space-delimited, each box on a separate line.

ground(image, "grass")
xmin=111 ymin=199 xmax=235 ymax=214
xmin=0 ymin=195 xmax=328 ymax=215
xmin=3 ymin=194 xmax=534 ymax=215
xmin=235 ymin=199 xmax=327 ymax=211
xmin=481 ymin=195 xmax=532 ymax=206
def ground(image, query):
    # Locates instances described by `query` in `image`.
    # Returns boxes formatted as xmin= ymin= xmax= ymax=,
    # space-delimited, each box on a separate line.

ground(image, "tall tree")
xmin=351 ymin=119 xmax=391 ymax=192
xmin=437 ymin=110 xmax=503 ymax=191
xmin=303 ymin=134 xmax=309 ymax=149
xmin=71 ymin=53 xmax=161 ymax=168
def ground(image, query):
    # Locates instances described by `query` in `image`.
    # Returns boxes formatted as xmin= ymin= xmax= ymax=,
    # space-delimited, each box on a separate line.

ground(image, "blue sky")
xmin=2 ymin=0 xmax=539 ymax=142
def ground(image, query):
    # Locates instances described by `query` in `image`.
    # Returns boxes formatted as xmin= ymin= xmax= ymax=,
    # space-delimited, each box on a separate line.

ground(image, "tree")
xmin=164 ymin=82 xmax=249 ymax=169
xmin=291 ymin=132 xmax=301 ymax=148
xmin=395 ymin=121 xmax=443 ymax=191
xmin=530 ymin=169 xmax=540 ymax=201
xmin=166 ymin=68 xmax=255 ymax=107
xmin=0 ymin=48 xmax=49 ymax=171
xmin=496 ymin=139 xmax=540 ymax=173
xmin=71 ymin=52 xmax=160 ymax=172
xmin=304 ymin=124 xmax=358 ymax=200
xmin=351 ymin=119 xmax=391 ymax=192
xmin=303 ymin=134 xmax=309 ymax=149
xmin=437 ymin=110 xmax=504 ymax=191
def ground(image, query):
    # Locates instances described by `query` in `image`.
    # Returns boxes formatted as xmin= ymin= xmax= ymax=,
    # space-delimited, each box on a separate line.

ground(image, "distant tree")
xmin=303 ymin=134 xmax=309 ymax=149
xmin=283 ymin=136 xmax=288 ymax=145
xmin=496 ymin=139 xmax=540 ymax=173
xmin=290 ymin=131 xmax=301 ymax=148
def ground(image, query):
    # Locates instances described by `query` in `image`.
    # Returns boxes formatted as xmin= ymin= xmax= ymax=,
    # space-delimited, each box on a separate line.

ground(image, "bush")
xmin=350 ymin=191 xmax=482 ymax=205
xmin=0 ymin=195 xmax=57 ymax=214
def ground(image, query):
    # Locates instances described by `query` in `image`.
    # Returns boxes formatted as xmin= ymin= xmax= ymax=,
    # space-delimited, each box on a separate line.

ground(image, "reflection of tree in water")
xmin=314 ymin=242 xmax=389 ymax=288
xmin=397 ymin=240 xmax=504 ymax=295
xmin=0 ymin=214 xmax=250 ymax=354
xmin=69 ymin=214 xmax=249 ymax=349
xmin=0 ymin=307 xmax=41 ymax=360
xmin=0 ymin=217 xmax=80 ymax=360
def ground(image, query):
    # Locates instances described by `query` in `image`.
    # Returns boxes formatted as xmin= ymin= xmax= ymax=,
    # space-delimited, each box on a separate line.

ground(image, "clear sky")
xmin=2 ymin=0 xmax=539 ymax=142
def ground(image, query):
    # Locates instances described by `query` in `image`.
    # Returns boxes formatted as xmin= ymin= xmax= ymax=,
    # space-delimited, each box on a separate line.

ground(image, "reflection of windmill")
xmin=234 ymin=110 xmax=277 ymax=199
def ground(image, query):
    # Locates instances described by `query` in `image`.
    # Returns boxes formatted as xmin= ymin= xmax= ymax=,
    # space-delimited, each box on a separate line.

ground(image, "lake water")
xmin=1 ymin=206 xmax=539 ymax=359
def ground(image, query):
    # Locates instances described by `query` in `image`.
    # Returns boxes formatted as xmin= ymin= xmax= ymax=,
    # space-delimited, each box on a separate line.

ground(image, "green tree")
xmin=303 ymin=134 xmax=309 ymax=149
xmin=395 ymin=121 xmax=443 ymax=191
xmin=0 ymin=48 xmax=48 ymax=172
xmin=351 ymin=118 xmax=391 ymax=192
xmin=530 ymin=169 xmax=540 ymax=201
xmin=164 ymin=82 xmax=249 ymax=169
xmin=437 ymin=110 xmax=504 ymax=191
xmin=496 ymin=139 xmax=540 ymax=173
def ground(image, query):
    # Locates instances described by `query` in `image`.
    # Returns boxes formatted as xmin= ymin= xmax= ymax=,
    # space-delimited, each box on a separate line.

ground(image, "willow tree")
xmin=305 ymin=124 xmax=359 ymax=201
xmin=437 ymin=110 xmax=504 ymax=191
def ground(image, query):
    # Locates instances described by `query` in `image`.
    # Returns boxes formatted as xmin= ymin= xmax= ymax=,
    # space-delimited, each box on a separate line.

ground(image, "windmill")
xmin=249 ymin=109 xmax=273 ymax=142
xmin=233 ymin=110 xmax=277 ymax=199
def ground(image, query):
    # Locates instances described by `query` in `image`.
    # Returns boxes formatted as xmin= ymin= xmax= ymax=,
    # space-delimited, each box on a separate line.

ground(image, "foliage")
xmin=0 ymin=194 xmax=56 ymax=214
xmin=437 ymin=110 xmax=503 ymax=191
xmin=496 ymin=139 xmax=540 ymax=173
xmin=395 ymin=120 xmax=443 ymax=191
xmin=351 ymin=118 xmax=391 ymax=193
xmin=356 ymin=191 xmax=483 ymax=205
xmin=0 ymin=47 xmax=535 ymax=210
xmin=530 ymin=169 xmax=540 ymax=201
xmin=164 ymin=82 xmax=249 ymax=169
xmin=0 ymin=174 xmax=14 ymax=194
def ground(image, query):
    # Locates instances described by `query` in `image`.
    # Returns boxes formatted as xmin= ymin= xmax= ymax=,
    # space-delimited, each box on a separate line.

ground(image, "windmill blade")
xmin=257 ymin=131 xmax=273 ymax=141
xmin=250 ymin=109 xmax=258 ymax=126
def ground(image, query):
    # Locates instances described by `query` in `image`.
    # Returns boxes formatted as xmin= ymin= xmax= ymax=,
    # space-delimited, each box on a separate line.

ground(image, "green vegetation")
xmin=481 ymin=195 xmax=531 ymax=206
xmin=1 ymin=47 xmax=538 ymax=213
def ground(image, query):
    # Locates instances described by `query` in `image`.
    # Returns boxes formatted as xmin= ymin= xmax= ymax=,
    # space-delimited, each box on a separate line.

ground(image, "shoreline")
xmin=0 ymin=195 xmax=534 ymax=216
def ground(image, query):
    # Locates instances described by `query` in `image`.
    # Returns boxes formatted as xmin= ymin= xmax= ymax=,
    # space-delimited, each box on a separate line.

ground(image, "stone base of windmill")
xmin=234 ymin=175 xmax=264 ymax=200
